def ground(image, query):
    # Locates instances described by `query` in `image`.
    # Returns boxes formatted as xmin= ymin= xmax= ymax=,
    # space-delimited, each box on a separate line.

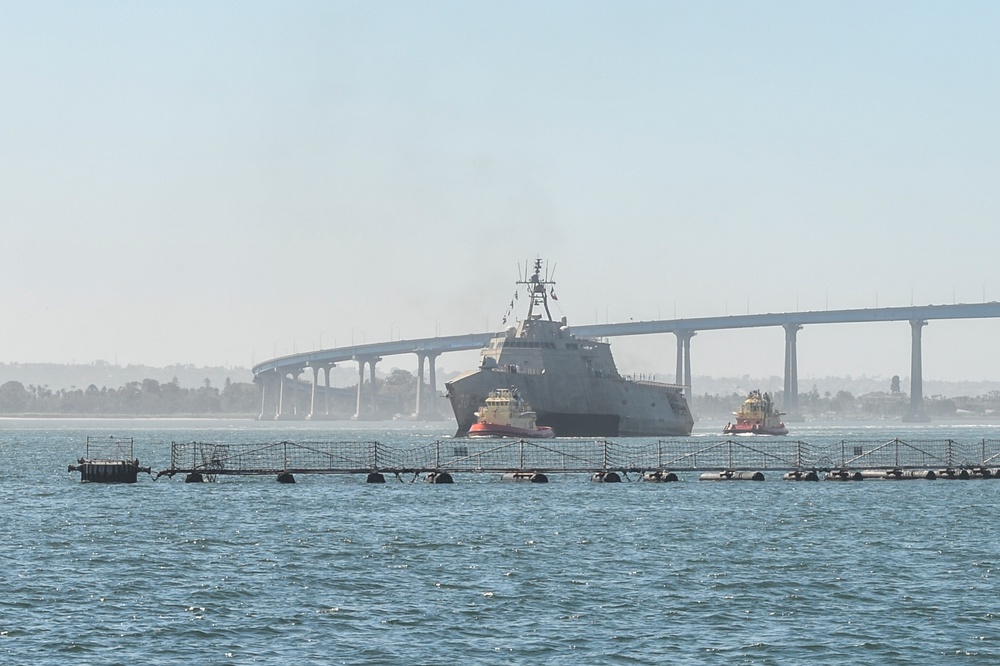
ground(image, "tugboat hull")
xmin=468 ymin=422 xmax=555 ymax=438
xmin=722 ymin=423 xmax=789 ymax=436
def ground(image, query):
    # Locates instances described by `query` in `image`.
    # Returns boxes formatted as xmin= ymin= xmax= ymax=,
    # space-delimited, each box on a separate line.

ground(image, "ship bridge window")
xmin=505 ymin=340 xmax=551 ymax=349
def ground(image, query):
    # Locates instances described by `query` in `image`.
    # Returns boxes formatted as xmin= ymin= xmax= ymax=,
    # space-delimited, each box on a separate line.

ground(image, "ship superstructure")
xmin=445 ymin=260 xmax=694 ymax=437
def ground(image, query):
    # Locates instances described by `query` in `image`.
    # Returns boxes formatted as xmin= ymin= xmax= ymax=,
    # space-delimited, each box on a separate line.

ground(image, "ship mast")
xmin=518 ymin=258 xmax=555 ymax=321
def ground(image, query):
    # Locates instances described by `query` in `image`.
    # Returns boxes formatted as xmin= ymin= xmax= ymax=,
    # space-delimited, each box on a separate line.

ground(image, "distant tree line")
xmin=0 ymin=378 xmax=260 ymax=416
xmin=694 ymin=388 xmax=1000 ymax=420
xmin=0 ymin=368 xmax=448 ymax=418
xmin=4 ymin=372 xmax=998 ymax=420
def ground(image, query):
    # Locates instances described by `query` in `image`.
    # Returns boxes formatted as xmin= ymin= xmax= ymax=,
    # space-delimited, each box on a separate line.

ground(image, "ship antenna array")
xmin=518 ymin=258 xmax=556 ymax=320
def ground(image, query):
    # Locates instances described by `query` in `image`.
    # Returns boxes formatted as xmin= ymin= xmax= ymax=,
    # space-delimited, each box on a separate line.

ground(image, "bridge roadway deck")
xmin=251 ymin=302 xmax=1000 ymax=376
xmin=158 ymin=437 xmax=1000 ymax=478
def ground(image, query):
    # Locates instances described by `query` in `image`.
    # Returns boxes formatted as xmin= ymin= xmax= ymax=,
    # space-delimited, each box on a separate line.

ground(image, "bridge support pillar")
xmin=257 ymin=369 xmax=282 ymax=420
xmin=783 ymin=324 xmax=802 ymax=421
xmin=308 ymin=365 xmax=320 ymax=420
xmin=278 ymin=367 xmax=305 ymax=419
xmin=415 ymin=352 xmax=426 ymax=418
xmin=258 ymin=374 xmax=268 ymax=420
xmin=414 ymin=352 xmax=440 ymax=419
xmin=304 ymin=364 xmax=335 ymax=420
xmin=293 ymin=369 xmax=303 ymax=417
xmin=278 ymin=371 xmax=288 ymax=419
xmin=354 ymin=356 xmax=381 ymax=419
xmin=905 ymin=319 xmax=929 ymax=422
xmin=369 ymin=358 xmax=379 ymax=414
xmin=323 ymin=364 xmax=333 ymax=417
xmin=674 ymin=331 xmax=695 ymax=401
xmin=355 ymin=361 xmax=364 ymax=418
xmin=428 ymin=353 xmax=438 ymax=417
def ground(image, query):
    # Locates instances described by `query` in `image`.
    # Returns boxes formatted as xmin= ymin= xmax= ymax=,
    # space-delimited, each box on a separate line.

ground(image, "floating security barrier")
xmin=824 ymin=469 xmax=864 ymax=481
xmin=424 ymin=471 xmax=454 ymax=484
xmin=68 ymin=436 xmax=150 ymax=484
xmin=185 ymin=472 xmax=205 ymax=483
xmin=970 ymin=467 xmax=1000 ymax=479
xmin=860 ymin=469 xmax=936 ymax=480
xmin=500 ymin=472 xmax=548 ymax=483
xmin=935 ymin=468 xmax=971 ymax=480
xmin=68 ymin=459 xmax=151 ymax=483
xmin=699 ymin=470 xmax=765 ymax=481
xmin=782 ymin=470 xmax=819 ymax=482
xmin=641 ymin=470 xmax=679 ymax=482
xmin=591 ymin=471 xmax=622 ymax=483
xmin=276 ymin=472 xmax=296 ymax=484
xmin=155 ymin=438 xmax=1000 ymax=483
xmin=860 ymin=469 xmax=893 ymax=480
xmin=366 ymin=472 xmax=386 ymax=484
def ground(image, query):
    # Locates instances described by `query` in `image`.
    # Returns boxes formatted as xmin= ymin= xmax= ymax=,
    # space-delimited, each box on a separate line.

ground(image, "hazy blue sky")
xmin=3 ymin=1 xmax=999 ymax=383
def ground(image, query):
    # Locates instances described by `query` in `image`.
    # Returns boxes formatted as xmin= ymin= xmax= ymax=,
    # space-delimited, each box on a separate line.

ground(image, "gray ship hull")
xmin=447 ymin=368 xmax=693 ymax=437
xmin=448 ymin=259 xmax=694 ymax=438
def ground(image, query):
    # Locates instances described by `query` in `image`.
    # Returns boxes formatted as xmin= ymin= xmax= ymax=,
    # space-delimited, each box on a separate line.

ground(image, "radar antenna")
xmin=517 ymin=258 xmax=556 ymax=320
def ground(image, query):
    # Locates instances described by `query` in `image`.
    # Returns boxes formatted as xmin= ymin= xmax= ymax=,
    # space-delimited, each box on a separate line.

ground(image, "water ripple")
xmin=3 ymin=423 xmax=1000 ymax=663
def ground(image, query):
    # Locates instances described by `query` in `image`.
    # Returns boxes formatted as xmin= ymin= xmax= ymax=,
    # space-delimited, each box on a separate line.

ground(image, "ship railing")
xmin=628 ymin=378 xmax=687 ymax=389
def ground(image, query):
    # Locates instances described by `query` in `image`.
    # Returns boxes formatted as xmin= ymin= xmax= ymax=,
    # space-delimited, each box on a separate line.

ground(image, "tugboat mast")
xmin=518 ymin=259 xmax=556 ymax=321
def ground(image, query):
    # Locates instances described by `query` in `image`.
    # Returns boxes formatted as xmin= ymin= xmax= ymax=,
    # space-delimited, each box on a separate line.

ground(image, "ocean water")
xmin=2 ymin=418 xmax=1000 ymax=664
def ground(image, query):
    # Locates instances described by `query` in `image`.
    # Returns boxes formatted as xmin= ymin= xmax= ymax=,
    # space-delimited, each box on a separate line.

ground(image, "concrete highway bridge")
xmin=251 ymin=302 xmax=1000 ymax=421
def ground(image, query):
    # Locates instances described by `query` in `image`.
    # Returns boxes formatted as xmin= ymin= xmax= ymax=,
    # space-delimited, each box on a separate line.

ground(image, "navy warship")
xmin=445 ymin=260 xmax=694 ymax=437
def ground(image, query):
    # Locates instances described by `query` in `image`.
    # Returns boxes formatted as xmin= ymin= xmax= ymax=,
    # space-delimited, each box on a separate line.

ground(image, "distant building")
xmin=858 ymin=391 xmax=908 ymax=417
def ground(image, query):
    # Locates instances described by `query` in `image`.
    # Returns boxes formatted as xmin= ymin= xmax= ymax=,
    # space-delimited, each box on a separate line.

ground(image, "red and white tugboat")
xmin=468 ymin=387 xmax=556 ymax=439
xmin=723 ymin=390 xmax=788 ymax=435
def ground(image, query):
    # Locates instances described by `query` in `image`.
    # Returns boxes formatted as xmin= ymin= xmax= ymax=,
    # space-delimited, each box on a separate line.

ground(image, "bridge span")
xmin=251 ymin=302 xmax=1000 ymax=421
